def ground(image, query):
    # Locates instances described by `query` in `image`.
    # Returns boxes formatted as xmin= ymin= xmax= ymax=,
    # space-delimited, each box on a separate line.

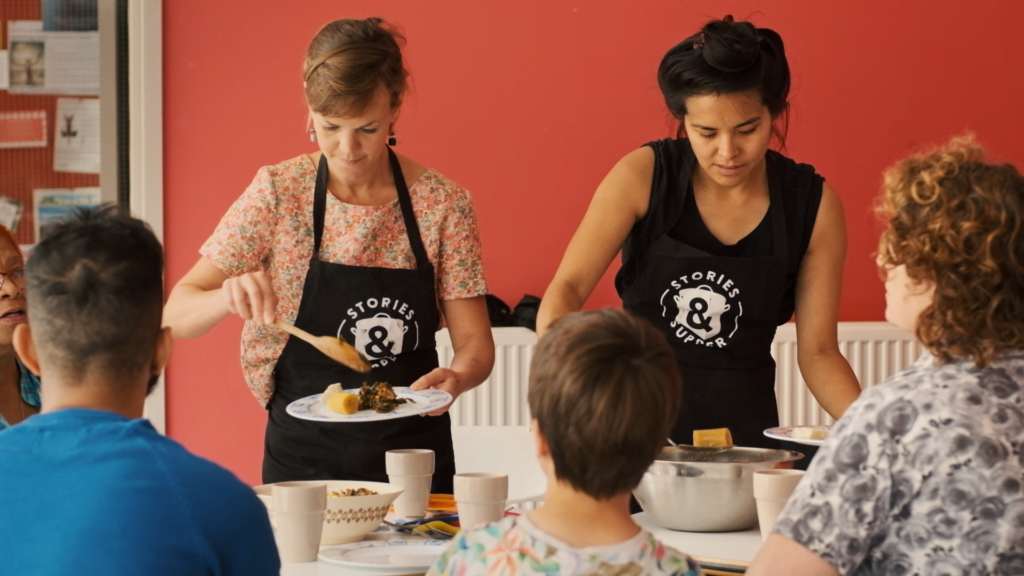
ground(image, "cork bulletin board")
xmin=1 ymin=0 xmax=100 ymax=245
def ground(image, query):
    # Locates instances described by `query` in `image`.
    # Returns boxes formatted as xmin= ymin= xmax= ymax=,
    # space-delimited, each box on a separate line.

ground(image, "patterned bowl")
xmin=254 ymin=480 xmax=403 ymax=545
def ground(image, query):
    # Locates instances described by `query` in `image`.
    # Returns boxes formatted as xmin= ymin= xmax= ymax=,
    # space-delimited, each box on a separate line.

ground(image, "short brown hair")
xmin=876 ymin=134 xmax=1024 ymax=367
xmin=28 ymin=205 xmax=164 ymax=377
xmin=528 ymin=309 xmax=681 ymax=500
xmin=303 ymin=17 xmax=408 ymax=117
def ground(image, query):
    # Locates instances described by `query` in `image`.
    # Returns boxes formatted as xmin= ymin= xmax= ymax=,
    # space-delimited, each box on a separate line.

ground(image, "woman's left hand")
xmin=409 ymin=296 xmax=495 ymax=417
xmin=409 ymin=367 xmax=463 ymax=415
xmin=794 ymin=183 xmax=862 ymax=419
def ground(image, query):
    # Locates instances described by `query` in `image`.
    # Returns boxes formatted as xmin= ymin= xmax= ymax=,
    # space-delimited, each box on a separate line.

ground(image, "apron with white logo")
xmin=622 ymin=158 xmax=789 ymax=448
xmin=263 ymin=149 xmax=454 ymax=489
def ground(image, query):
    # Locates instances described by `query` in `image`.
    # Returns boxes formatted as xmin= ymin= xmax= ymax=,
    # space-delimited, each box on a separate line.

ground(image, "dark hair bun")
xmin=657 ymin=16 xmax=791 ymax=145
xmin=700 ymin=18 xmax=761 ymax=72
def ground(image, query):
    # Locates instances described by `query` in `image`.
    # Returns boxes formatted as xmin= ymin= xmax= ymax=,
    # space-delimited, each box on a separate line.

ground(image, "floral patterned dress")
xmin=200 ymin=154 xmax=488 ymax=405
xmin=775 ymin=350 xmax=1024 ymax=576
xmin=427 ymin=515 xmax=703 ymax=576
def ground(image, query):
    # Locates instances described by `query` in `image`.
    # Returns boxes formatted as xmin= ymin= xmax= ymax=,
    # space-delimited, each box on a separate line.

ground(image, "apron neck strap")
xmin=313 ymin=153 xmax=329 ymax=256
xmin=312 ymin=149 xmax=431 ymax=269
xmin=388 ymin=147 xmax=431 ymax=269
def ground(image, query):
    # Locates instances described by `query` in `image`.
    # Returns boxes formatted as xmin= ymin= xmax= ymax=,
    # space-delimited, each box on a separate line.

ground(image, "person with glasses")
xmin=0 ymin=206 xmax=279 ymax=575
xmin=0 ymin=225 xmax=37 ymax=431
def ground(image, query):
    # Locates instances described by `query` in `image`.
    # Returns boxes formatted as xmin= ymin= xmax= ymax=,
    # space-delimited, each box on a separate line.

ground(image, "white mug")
xmin=386 ymin=449 xmax=434 ymax=519
xmin=753 ymin=469 xmax=804 ymax=541
xmin=454 ymin=472 xmax=508 ymax=529
xmin=271 ymin=482 xmax=327 ymax=562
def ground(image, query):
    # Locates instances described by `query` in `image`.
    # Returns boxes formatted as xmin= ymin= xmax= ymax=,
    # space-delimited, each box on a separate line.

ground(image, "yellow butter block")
xmin=693 ymin=428 xmax=733 ymax=447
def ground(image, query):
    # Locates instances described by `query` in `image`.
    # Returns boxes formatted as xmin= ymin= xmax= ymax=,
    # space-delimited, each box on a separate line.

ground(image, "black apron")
xmin=263 ymin=148 xmax=456 ymax=491
xmin=623 ymin=158 xmax=789 ymax=449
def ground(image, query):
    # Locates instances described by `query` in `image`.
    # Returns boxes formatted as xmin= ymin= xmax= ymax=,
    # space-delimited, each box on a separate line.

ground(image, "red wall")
xmin=163 ymin=0 xmax=1024 ymax=484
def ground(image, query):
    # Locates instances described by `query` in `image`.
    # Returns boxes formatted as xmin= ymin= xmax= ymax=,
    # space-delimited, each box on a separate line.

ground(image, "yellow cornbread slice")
xmin=791 ymin=425 xmax=829 ymax=440
xmin=693 ymin=428 xmax=733 ymax=447
xmin=326 ymin=392 xmax=360 ymax=415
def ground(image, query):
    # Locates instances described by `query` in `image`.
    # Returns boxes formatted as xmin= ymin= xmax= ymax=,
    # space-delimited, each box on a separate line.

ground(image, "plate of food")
xmin=764 ymin=425 xmax=832 ymax=447
xmin=287 ymin=382 xmax=452 ymax=423
xmin=318 ymin=539 xmax=448 ymax=569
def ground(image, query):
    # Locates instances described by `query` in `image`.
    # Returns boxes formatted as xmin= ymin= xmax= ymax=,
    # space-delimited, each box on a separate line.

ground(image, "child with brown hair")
xmin=429 ymin=308 xmax=702 ymax=575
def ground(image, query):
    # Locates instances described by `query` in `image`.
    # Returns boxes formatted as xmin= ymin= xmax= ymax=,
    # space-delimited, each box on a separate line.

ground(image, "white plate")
xmin=764 ymin=425 xmax=832 ymax=447
xmin=318 ymin=539 xmax=447 ymax=569
xmin=286 ymin=387 xmax=452 ymax=423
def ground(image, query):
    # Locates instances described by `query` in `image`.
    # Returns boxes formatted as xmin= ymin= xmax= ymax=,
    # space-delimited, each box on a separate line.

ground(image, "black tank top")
xmin=615 ymin=138 xmax=823 ymax=325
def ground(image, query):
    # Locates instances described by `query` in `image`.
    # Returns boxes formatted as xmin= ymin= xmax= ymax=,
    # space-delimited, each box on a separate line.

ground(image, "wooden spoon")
xmin=274 ymin=319 xmax=371 ymax=373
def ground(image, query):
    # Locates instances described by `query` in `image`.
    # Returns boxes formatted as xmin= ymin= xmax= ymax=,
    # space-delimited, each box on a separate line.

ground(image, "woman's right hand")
xmin=221 ymin=270 xmax=278 ymax=326
xmin=536 ymin=147 xmax=654 ymax=337
xmin=165 ymin=257 xmax=277 ymax=339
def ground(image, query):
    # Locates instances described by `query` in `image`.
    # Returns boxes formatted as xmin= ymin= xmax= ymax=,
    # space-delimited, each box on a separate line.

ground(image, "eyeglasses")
xmin=0 ymin=267 xmax=26 ymax=291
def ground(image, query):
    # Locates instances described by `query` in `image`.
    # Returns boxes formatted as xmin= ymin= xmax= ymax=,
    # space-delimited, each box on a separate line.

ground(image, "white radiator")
xmin=438 ymin=327 xmax=536 ymax=426
xmin=438 ymin=322 xmax=924 ymax=428
xmin=771 ymin=322 xmax=924 ymax=427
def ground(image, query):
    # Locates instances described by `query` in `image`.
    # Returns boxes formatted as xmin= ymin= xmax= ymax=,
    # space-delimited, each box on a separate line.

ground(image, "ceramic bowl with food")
xmin=633 ymin=446 xmax=803 ymax=532
xmin=254 ymin=480 xmax=403 ymax=545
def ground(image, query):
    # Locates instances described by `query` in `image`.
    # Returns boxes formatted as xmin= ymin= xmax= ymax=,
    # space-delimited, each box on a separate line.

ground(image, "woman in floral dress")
xmin=164 ymin=18 xmax=493 ymax=488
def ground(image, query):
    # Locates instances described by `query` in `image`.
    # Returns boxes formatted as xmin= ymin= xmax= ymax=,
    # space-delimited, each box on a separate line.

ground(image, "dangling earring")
xmin=309 ymin=128 xmax=317 ymax=142
xmin=387 ymin=132 xmax=397 ymax=146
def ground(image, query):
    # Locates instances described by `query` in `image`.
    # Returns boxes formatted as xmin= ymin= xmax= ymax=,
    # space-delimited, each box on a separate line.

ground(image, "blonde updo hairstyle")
xmin=876 ymin=134 xmax=1024 ymax=368
xmin=303 ymin=17 xmax=408 ymax=117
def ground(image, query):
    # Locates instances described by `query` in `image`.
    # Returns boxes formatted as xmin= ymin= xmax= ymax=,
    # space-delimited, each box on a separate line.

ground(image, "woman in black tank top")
xmin=538 ymin=16 xmax=861 ymax=452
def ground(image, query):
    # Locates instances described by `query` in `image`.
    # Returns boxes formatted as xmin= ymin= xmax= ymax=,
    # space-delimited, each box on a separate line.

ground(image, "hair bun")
xmin=700 ymin=18 xmax=761 ymax=72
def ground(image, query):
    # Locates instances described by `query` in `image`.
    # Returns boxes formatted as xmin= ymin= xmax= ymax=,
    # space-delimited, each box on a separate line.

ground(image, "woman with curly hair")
xmin=748 ymin=135 xmax=1024 ymax=576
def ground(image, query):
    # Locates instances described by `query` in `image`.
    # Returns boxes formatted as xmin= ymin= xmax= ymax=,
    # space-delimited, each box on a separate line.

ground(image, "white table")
xmin=634 ymin=512 xmax=762 ymax=573
xmin=281 ymin=529 xmax=433 ymax=576
xmin=281 ymin=512 xmax=764 ymax=575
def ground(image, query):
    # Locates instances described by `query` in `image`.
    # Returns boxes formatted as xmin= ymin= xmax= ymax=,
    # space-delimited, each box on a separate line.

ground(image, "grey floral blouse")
xmin=774 ymin=350 xmax=1024 ymax=576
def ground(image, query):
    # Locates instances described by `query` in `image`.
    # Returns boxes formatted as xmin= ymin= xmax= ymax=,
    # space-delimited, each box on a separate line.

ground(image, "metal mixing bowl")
xmin=633 ymin=445 xmax=803 ymax=532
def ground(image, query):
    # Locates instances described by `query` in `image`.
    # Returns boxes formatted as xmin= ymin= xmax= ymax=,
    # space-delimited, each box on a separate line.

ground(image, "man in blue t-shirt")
xmin=0 ymin=206 xmax=280 ymax=575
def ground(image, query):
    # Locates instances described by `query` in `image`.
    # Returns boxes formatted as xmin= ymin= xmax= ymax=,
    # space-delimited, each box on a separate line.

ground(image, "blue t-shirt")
xmin=0 ymin=409 xmax=280 ymax=575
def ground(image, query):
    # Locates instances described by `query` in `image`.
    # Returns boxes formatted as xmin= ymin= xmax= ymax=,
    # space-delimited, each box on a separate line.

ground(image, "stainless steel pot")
xmin=633 ymin=445 xmax=803 ymax=532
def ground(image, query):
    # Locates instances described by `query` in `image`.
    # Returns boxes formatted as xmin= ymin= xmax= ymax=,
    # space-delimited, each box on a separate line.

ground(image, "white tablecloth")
xmin=281 ymin=529 xmax=432 ymax=576
xmin=634 ymin=512 xmax=762 ymax=568
xmin=281 ymin=512 xmax=764 ymax=575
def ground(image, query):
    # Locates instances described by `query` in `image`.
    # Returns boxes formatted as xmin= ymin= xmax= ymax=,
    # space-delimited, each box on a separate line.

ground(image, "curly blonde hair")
xmin=876 ymin=134 xmax=1024 ymax=367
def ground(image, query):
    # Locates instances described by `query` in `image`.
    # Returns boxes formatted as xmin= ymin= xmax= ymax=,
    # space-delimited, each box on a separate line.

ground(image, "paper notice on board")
xmin=0 ymin=197 xmax=25 ymax=233
xmin=7 ymin=20 xmax=99 ymax=95
xmin=33 ymin=187 xmax=100 ymax=243
xmin=0 ymin=51 xmax=9 ymax=89
xmin=53 ymin=98 xmax=100 ymax=173
xmin=0 ymin=111 xmax=48 ymax=148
